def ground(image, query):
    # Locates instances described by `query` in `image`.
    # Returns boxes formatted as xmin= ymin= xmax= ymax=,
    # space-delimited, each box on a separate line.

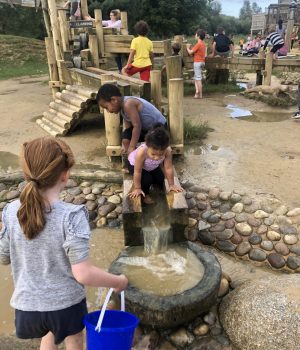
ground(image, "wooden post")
xmin=150 ymin=70 xmax=162 ymax=111
xmin=100 ymin=74 xmax=121 ymax=156
xmin=166 ymin=55 xmax=182 ymax=97
xmin=95 ymin=9 xmax=105 ymax=58
xmin=80 ymin=0 xmax=89 ymax=19
xmin=58 ymin=10 xmax=70 ymax=52
xmin=121 ymin=11 xmax=128 ymax=35
xmin=47 ymin=0 xmax=63 ymax=61
xmin=285 ymin=19 xmax=294 ymax=52
xmin=169 ymin=78 xmax=184 ymax=154
xmin=41 ymin=0 xmax=52 ymax=37
xmin=264 ymin=51 xmax=273 ymax=86
xmin=89 ymin=34 xmax=100 ymax=68
xmin=163 ymin=39 xmax=172 ymax=57
xmin=174 ymin=35 xmax=184 ymax=55
xmin=45 ymin=37 xmax=60 ymax=99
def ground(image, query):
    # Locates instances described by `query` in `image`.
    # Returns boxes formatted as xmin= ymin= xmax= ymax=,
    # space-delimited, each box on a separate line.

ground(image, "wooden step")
xmin=56 ymin=92 xmax=88 ymax=109
xmin=36 ymin=118 xmax=62 ymax=137
xmin=54 ymin=99 xmax=82 ymax=113
xmin=50 ymin=102 xmax=80 ymax=118
xmin=43 ymin=111 xmax=71 ymax=129
xmin=66 ymin=84 xmax=97 ymax=98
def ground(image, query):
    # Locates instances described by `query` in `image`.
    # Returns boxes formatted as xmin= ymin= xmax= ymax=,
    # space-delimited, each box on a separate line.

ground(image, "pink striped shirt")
xmin=128 ymin=144 xmax=165 ymax=171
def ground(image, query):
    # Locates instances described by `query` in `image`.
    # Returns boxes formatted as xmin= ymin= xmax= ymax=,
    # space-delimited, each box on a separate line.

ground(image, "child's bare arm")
xmin=186 ymin=45 xmax=194 ymax=55
xmin=164 ymin=148 xmax=183 ymax=192
xmin=123 ymin=100 xmax=142 ymax=154
xmin=129 ymin=148 xmax=146 ymax=198
xmin=125 ymin=49 xmax=136 ymax=68
xmin=71 ymin=259 xmax=128 ymax=293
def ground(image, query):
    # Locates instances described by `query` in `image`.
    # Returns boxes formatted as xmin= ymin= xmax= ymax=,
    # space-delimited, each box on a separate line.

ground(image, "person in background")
xmin=263 ymin=26 xmax=284 ymax=59
xmin=102 ymin=9 xmax=123 ymax=73
xmin=276 ymin=19 xmax=286 ymax=39
xmin=122 ymin=21 xmax=153 ymax=81
xmin=96 ymin=84 xmax=167 ymax=156
xmin=0 ymin=137 xmax=128 ymax=350
xmin=210 ymin=27 xmax=233 ymax=58
xmin=239 ymin=38 xmax=244 ymax=51
xmin=128 ymin=124 xmax=183 ymax=204
xmin=161 ymin=42 xmax=184 ymax=75
xmin=186 ymin=29 xmax=206 ymax=99
xmin=63 ymin=0 xmax=81 ymax=20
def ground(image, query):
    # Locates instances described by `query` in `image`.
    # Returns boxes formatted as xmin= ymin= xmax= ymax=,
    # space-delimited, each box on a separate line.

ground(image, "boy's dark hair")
xmin=196 ymin=29 xmax=206 ymax=40
xmin=172 ymin=42 xmax=182 ymax=54
xmin=134 ymin=20 xmax=149 ymax=36
xmin=145 ymin=123 xmax=170 ymax=150
xmin=96 ymin=84 xmax=122 ymax=103
xmin=217 ymin=27 xmax=224 ymax=35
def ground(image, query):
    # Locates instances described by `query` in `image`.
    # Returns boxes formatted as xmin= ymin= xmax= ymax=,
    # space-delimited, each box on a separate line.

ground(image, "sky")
xmin=220 ymin=0 xmax=276 ymax=17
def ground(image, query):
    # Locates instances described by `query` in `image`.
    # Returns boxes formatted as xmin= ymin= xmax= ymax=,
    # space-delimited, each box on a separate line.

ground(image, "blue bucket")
xmin=84 ymin=309 xmax=139 ymax=350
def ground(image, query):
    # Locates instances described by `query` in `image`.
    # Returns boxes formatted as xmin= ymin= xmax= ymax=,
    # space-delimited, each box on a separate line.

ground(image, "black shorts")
xmin=15 ymin=299 xmax=87 ymax=345
xmin=271 ymin=43 xmax=284 ymax=53
xmin=122 ymin=123 xmax=168 ymax=141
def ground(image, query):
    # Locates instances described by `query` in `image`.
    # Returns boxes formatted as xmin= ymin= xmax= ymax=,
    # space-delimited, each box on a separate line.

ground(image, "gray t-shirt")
xmin=0 ymin=200 xmax=90 ymax=312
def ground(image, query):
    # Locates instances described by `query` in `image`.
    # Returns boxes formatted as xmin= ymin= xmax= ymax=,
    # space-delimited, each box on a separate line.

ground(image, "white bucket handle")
xmin=95 ymin=288 xmax=125 ymax=332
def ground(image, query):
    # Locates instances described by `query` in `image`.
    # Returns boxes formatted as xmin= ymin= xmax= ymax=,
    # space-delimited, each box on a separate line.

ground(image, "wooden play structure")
xmin=1 ymin=0 xmax=184 ymax=156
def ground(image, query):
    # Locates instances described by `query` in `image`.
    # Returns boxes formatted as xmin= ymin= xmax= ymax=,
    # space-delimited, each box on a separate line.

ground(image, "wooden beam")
xmin=263 ymin=51 xmax=273 ymax=86
xmin=150 ymin=70 xmax=162 ymax=111
xmin=58 ymin=10 xmax=70 ymax=52
xmin=45 ymin=37 xmax=60 ymax=98
xmin=88 ymin=34 xmax=100 ymax=68
xmin=47 ymin=0 xmax=63 ymax=62
xmin=169 ymin=78 xmax=184 ymax=147
xmin=121 ymin=11 xmax=128 ymax=35
xmin=94 ymin=9 xmax=105 ymax=58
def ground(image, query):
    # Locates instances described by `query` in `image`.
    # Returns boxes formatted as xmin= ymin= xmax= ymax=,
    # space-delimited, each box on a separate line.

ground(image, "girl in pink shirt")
xmin=128 ymin=124 xmax=182 ymax=204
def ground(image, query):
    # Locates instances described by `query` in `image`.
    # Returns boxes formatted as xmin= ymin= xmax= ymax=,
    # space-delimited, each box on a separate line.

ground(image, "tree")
xmin=252 ymin=2 xmax=262 ymax=14
xmin=239 ymin=0 xmax=252 ymax=19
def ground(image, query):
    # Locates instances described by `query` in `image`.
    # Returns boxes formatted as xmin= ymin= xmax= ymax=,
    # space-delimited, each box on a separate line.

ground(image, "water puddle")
xmin=0 ymin=152 xmax=20 ymax=173
xmin=185 ymin=144 xmax=220 ymax=156
xmin=119 ymin=245 xmax=205 ymax=296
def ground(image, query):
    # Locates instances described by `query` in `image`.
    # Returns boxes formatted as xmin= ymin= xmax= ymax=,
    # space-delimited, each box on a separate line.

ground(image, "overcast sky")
xmin=221 ymin=0 xmax=275 ymax=17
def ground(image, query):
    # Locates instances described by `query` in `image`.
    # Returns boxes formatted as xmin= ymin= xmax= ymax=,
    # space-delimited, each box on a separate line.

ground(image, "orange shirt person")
xmin=187 ymin=29 xmax=206 ymax=99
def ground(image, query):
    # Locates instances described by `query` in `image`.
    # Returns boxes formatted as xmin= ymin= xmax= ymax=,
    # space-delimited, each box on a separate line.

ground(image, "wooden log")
xmin=106 ymin=145 xmax=122 ymax=156
xmin=50 ymin=101 xmax=80 ymax=118
xmin=41 ymin=0 xmax=51 ymax=37
xmin=47 ymin=0 xmax=63 ymax=61
xmin=80 ymin=0 xmax=89 ymax=20
xmin=101 ymin=74 xmax=121 ymax=153
xmin=54 ymin=99 xmax=81 ymax=112
xmin=41 ymin=117 xmax=68 ymax=135
xmin=264 ymin=51 xmax=273 ymax=86
xmin=104 ymin=35 xmax=133 ymax=42
xmin=58 ymin=10 xmax=70 ymax=52
xmin=61 ymin=90 xmax=88 ymax=102
xmin=36 ymin=119 xmax=60 ymax=137
xmin=166 ymin=55 xmax=182 ymax=80
xmin=150 ymin=70 xmax=162 ymax=111
xmin=66 ymin=84 xmax=97 ymax=98
xmin=49 ymin=108 xmax=75 ymax=122
xmin=45 ymin=37 xmax=60 ymax=99
xmin=169 ymin=78 xmax=184 ymax=147
xmin=43 ymin=111 xmax=70 ymax=129
xmin=285 ymin=19 xmax=294 ymax=52
xmin=56 ymin=92 xmax=87 ymax=108
xmin=88 ymin=34 xmax=100 ymax=68
xmin=121 ymin=11 xmax=128 ymax=35
xmin=163 ymin=39 xmax=172 ymax=56
xmin=94 ymin=9 xmax=105 ymax=58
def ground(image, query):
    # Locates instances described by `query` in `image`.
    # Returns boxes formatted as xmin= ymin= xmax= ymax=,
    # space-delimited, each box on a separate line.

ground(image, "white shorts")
xmin=194 ymin=62 xmax=205 ymax=81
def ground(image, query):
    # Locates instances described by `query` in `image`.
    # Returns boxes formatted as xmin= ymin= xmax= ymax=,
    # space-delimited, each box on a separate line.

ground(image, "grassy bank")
xmin=0 ymin=35 xmax=48 ymax=80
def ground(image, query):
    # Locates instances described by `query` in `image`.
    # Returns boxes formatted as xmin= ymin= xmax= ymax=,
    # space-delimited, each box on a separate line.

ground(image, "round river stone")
xmin=248 ymin=234 xmax=262 ymax=245
xmin=283 ymin=234 xmax=298 ymax=245
xmin=236 ymin=242 xmax=251 ymax=256
xmin=274 ymin=242 xmax=289 ymax=256
xmin=249 ymin=248 xmax=267 ymax=262
xmin=260 ymin=240 xmax=273 ymax=251
xmin=267 ymin=253 xmax=286 ymax=269
xmin=286 ymin=256 xmax=300 ymax=270
xmin=235 ymin=223 xmax=252 ymax=236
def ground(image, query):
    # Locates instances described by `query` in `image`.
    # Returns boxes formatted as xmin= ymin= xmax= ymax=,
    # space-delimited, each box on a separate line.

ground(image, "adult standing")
xmin=102 ymin=9 xmax=123 ymax=73
xmin=276 ymin=19 xmax=286 ymax=39
xmin=210 ymin=27 xmax=233 ymax=58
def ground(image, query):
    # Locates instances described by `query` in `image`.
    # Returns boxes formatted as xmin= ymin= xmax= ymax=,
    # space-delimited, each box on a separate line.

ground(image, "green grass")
xmin=0 ymin=35 xmax=48 ymax=80
xmin=184 ymin=119 xmax=213 ymax=143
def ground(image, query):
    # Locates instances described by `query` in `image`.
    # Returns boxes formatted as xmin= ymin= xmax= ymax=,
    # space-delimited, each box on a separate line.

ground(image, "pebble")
xmin=267 ymin=253 xmax=286 ymax=269
xmin=279 ymin=224 xmax=298 ymax=235
xmin=270 ymin=224 xmax=280 ymax=232
xmin=198 ymin=230 xmax=215 ymax=245
xmin=218 ymin=278 xmax=230 ymax=298
xmin=231 ymin=203 xmax=244 ymax=214
xmin=231 ymin=233 xmax=243 ymax=244
xmin=188 ymin=218 xmax=197 ymax=228
xmin=107 ymin=211 xmax=118 ymax=219
xmin=73 ymin=196 xmax=86 ymax=205
xmin=189 ymin=209 xmax=199 ymax=219
xmin=221 ymin=212 xmax=235 ymax=220
xmin=102 ymin=190 xmax=114 ymax=196
xmin=210 ymin=326 xmax=223 ymax=336
xmin=216 ymin=229 xmax=233 ymax=240
xmin=257 ymin=225 xmax=268 ymax=235
xmin=66 ymin=179 xmax=78 ymax=188
xmin=169 ymin=328 xmax=194 ymax=348
xmin=203 ymin=311 xmax=216 ymax=325
xmin=275 ymin=205 xmax=288 ymax=216
xmin=274 ymin=242 xmax=289 ymax=256
xmin=80 ymin=181 xmax=91 ymax=187
xmin=198 ymin=220 xmax=211 ymax=231
xmin=211 ymin=200 xmax=221 ymax=208
xmin=267 ymin=230 xmax=281 ymax=241
xmin=224 ymin=219 xmax=235 ymax=229
xmin=92 ymin=182 xmax=106 ymax=189
xmin=254 ymin=210 xmax=269 ymax=219
xmin=290 ymin=246 xmax=300 ymax=256
xmin=88 ymin=211 xmax=97 ymax=221
xmin=97 ymin=196 xmax=107 ymax=206
xmin=64 ymin=194 xmax=74 ymax=203
xmin=249 ymin=248 xmax=267 ymax=261
xmin=235 ymin=213 xmax=248 ymax=222
xmin=82 ymin=187 xmax=91 ymax=195
xmin=248 ymin=234 xmax=262 ymax=245
xmin=216 ymin=240 xmax=236 ymax=252
xmin=287 ymin=208 xmax=300 ymax=216
xmin=187 ymin=228 xmax=198 ymax=241
xmin=195 ymin=193 xmax=207 ymax=201
xmin=67 ymin=187 xmax=82 ymax=196
xmin=6 ymin=190 xmax=20 ymax=200
xmin=244 ymin=202 xmax=261 ymax=213
xmin=0 ymin=202 xmax=6 ymax=209
xmin=197 ymin=201 xmax=208 ymax=211
xmin=108 ymin=195 xmax=121 ymax=205
xmin=286 ymin=256 xmax=300 ymax=270
xmin=219 ymin=203 xmax=232 ymax=213
xmin=202 ymin=210 xmax=216 ymax=220
xmin=98 ymin=203 xmax=116 ymax=217
xmin=187 ymin=198 xmax=197 ymax=209
xmin=208 ymin=188 xmax=220 ymax=199
xmin=260 ymin=240 xmax=273 ymax=251
xmin=235 ymin=223 xmax=252 ymax=236
xmin=283 ymin=234 xmax=298 ymax=245
xmin=276 ymin=215 xmax=292 ymax=225
xmin=108 ymin=219 xmax=120 ymax=228
xmin=207 ymin=215 xmax=221 ymax=224
xmin=185 ymin=192 xmax=194 ymax=199
xmin=193 ymin=324 xmax=209 ymax=336
xmin=0 ymin=183 xmax=6 ymax=191
xmin=230 ymin=193 xmax=241 ymax=203
xmin=85 ymin=201 xmax=97 ymax=211
xmin=115 ymin=206 xmax=122 ymax=214
xmin=260 ymin=203 xmax=273 ymax=214
xmin=236 ymin=242 xmax=251 ymax=256
xmin=247 ymin=217 xmax=261 ymax=227
xmin=85 ymin=193 xmax=96 ymax=201
xmin=96 ymin=217 xmax=107 ymax=227
xmin=189 ymin=185 xmax=204 ymax=192
xmin=158 ymin=341 xmax=177 ymax=350
xmin=219 ymin=191 xmax=231 ymax=201
xmin=264 ymin=215 xmax=275 ymax=226
xmin=209 ymin=223 xmax=225 ymax=232
xmin=241 ymin=196 xmax=252 ymax=205
xmin=92 ymin=187 xmax=102 ymax=195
